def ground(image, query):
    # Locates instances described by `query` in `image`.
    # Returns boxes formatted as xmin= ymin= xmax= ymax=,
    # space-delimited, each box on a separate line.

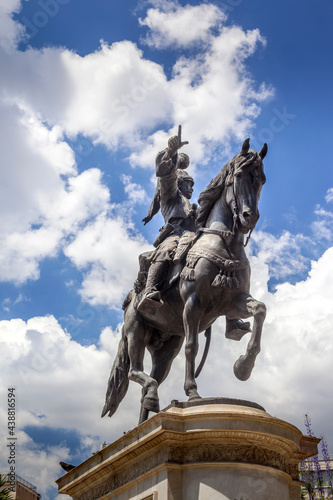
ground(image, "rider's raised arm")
xmin=156 ymin=129 xmax=189 ymax=203
xmin=156 ymin=148 xmax=178 ymax=178
xmin=156 ymin=146 xmax=179 ymax=204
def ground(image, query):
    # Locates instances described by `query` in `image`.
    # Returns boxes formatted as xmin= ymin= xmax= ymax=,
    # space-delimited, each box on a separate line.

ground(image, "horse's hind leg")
xmin=183 ymin=292 xmax=202 ymax=400
xmin=229 ymin=293 xmax=266 ymax=381
xmin=125 ymin=310 xmax=159 ymax=417
xmin=150 ymin=334 xmax=184 ymax=385
xmin=139 ymin=334 xmax=184 ymax=423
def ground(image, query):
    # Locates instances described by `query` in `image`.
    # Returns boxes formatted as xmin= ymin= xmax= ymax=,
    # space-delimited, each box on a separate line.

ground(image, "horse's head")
xmin=225 ymin=139 xmax=267 ymax=235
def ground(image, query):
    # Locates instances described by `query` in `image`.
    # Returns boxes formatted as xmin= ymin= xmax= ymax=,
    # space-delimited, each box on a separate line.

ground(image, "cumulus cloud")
xmin=0 ymin=2 xmax=272 ymax=172
xmin=325 ymin=187 xmax=333 ymax=204
xmin=139 ymin=2 xmax=226 ymax=48
xmin=311 ymin=195 xmax=333 ymax=242
xmin=250 ymin=230 xmax=312 ymax=280
xmin=15 ymin=432 xmax=70 ymax=499
xmin=0 ymin=316 xmax=141 ymax=497
xmin=1 ymin=41 xmax=169 ymax=150
xmin=0 ymin=0 xmax=23 ymax=51
xmin=0 ymin=101 xmax=110 ymax=283
xmin=64 ymin=214 xmax=150 ymax=306
xmin=0 ymin=86 xmax=150 ymax=298
xmin=130 ymin=23 xmax=273 ymax=168
xmin=121 ymin=175 xmax=148 ymax=205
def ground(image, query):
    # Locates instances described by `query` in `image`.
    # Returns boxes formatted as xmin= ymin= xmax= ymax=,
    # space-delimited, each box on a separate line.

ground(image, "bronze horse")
xmin=102 ymin=139 xmax=267 ymax=423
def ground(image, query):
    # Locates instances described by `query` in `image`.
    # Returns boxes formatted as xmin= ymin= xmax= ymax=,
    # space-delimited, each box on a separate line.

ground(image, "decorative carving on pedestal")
xmin=169 ymin=443 xmax=286 ymax=472
xmin=287 ymin=462 xmax=303 ymax=481
xmin=76 ymin=449 xmax=167 ymax=500
xmin=76 ymin=441 xmax=291 ymax=500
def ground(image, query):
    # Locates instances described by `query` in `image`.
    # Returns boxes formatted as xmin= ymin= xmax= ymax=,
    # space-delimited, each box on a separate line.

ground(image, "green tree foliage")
xmin=0 ymin=475 xmax=12 ymax=500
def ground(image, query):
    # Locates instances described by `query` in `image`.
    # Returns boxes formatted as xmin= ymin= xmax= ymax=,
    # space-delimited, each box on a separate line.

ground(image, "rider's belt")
xmin=153 ymin=219 xmax=184 ymax=248
xmin=181 ymin=248 xmax=249 ymax=288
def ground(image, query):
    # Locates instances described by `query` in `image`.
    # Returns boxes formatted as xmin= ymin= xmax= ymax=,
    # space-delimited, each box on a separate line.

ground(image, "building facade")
xmin=1 ymin=475 xmax=41 ymax=500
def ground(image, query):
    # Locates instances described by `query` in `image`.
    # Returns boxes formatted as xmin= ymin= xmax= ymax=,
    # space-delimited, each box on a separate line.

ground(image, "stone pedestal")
xmin=56 ymin=399 xmax=319 ymax=500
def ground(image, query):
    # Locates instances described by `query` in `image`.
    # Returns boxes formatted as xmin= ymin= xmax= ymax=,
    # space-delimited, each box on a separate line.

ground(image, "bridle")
xmin=224 ymin=156 xmax=260 ymax=247
xmin=197 ymin=154 xmax=262 ymax=247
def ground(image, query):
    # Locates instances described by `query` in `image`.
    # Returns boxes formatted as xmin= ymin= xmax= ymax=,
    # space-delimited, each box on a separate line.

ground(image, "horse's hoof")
xmin=187 ymin=390 xmax=202 ymax=401
xmin=188 ymin=396 xmax=202 ymax=402
xmin=233 ymin=355 xmax=254 ymax=381
xmin=143 ymin=394 xmax=160 ymax=413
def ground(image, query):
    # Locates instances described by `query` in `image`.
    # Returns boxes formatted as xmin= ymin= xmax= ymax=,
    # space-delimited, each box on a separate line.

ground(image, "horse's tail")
xmin=101 ymin=326 xmax=130 ymax=418
xmin=195 ymin=326 xmax=212 ymax=378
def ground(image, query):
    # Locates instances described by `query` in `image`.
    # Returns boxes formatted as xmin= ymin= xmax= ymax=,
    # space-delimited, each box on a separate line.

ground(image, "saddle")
xmin=133 ymin=232 xmax=197 ymax=296
xmin=129 ymin=232 xmax=197 ymax=317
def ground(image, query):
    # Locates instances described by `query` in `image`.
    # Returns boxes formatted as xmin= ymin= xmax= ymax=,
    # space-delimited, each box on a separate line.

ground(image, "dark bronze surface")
xmin=102 ymin=130 xmax=268 ymax=424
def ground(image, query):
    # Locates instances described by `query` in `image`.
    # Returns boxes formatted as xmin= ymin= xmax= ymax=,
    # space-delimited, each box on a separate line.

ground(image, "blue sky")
xmin=0 ymin=0 xmax=333 ymax=498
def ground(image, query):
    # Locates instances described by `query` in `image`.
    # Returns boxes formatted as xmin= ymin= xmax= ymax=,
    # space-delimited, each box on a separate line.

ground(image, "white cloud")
xmin=0 ymin=97 xmax=113 ymax=284
xmin=0 ymin=0 xmax=23 ymax=51
xmin=0 ymin=315 xmax=142 ymax=496
xmin=64 ymin=214 xmax=150 ymax=306
xmin=140 ymin=3 xmax=226 ymax=49
xmin=121 ymin=175 xmax=148 ymax=205
xmin=325 ymin=188 xmax=333 ymax=203
xmin=311 ymin=202 xmax=333 ymax=242
xmin=250 ymin=230 xmax=312 ymax=279
xmin=15 ymin=432 xmax=70 ymax=499
xmin=0 ymin=101 xmax=75 ymax=233
xmin=0 ymin=3 xmax=272 ymax=173
xmin=311 ymin=219 xmax=333 ymax=241
xmin=130 ymin=24 xmax=273 ymax=168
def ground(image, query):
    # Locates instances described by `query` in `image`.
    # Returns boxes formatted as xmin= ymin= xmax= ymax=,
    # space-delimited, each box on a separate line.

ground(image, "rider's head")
xmin=177 ymin=167 xmax=194 ymax=200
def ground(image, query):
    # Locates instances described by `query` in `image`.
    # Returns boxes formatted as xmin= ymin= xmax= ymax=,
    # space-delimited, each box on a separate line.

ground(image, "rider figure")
xmin=138 ymin=128 xmax=196 ymax=309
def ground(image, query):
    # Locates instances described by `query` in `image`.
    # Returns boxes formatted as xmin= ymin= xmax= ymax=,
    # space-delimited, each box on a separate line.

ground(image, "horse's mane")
xmin=196 ymin=161 xmax=230 ymax=228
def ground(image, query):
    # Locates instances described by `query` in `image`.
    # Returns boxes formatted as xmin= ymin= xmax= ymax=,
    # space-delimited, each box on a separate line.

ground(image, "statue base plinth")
xmin=57 ymin=399 xmax=319 ymax=500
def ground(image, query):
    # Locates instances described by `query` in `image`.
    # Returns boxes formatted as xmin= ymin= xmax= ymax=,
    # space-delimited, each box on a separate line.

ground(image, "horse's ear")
xmin=259 ymin=143 xmax=268 ymax=160
xmin=241 ymin=138 xmax=250 ymax=156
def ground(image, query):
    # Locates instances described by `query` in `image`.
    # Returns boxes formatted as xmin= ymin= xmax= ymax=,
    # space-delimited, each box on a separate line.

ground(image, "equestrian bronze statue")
xmin=102 ymin=127 xmax=267 ymax=423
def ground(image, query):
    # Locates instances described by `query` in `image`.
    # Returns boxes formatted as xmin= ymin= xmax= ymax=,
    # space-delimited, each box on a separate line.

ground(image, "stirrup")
xmin=137 ymin=294 xmax=163 ymax=315
xmin=146 ymin=290 xmax=161 ymax=301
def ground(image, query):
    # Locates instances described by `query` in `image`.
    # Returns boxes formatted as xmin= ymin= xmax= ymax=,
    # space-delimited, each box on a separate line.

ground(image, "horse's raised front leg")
xmin=183 ymin=293 xmax=202 ymax=400
xmin=230 ymin=293 xmax=266 ymax=381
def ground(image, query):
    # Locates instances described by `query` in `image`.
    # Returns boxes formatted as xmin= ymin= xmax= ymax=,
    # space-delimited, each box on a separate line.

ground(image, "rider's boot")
xmin=137 ymin=261 xmax=169 ymax=313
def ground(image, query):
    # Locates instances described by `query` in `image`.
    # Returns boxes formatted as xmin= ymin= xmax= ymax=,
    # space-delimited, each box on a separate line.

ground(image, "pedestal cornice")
xmin=56 ymin=399 xmax=319 ymax=500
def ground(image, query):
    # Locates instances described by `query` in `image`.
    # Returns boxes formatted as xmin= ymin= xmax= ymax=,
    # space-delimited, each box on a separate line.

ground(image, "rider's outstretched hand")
xmin=142 ymin=215 xmax=152 ymax=225
xmin=167 ymin=125 xmax=189 ymax=157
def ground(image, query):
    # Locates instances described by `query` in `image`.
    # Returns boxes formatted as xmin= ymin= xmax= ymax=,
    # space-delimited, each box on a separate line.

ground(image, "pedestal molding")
xmin=57 ymin=402 xmax=320 ymax=500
